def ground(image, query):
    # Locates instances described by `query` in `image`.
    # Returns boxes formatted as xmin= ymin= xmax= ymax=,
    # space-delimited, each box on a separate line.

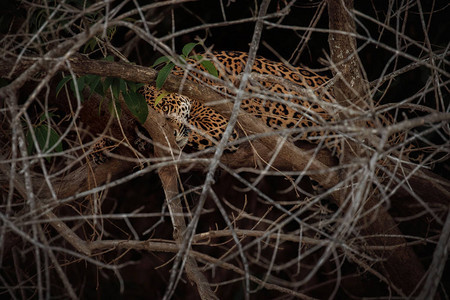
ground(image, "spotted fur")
xmin=143 ymin=84 xmax=238 ymax=151
xmin=146 ymin=51 xmax=339 ymax=152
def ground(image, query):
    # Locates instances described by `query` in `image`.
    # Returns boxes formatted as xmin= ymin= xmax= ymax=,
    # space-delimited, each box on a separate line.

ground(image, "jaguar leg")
xmin=187 ymin=99 xmax=239 ymax=152
xmin=174 ymin=123 xmax=191 ymax=148
xmin=90 ymin=138 xmax=116 ymax=164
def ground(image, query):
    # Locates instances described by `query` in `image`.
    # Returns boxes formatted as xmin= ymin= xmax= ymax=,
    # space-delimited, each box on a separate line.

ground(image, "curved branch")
xmin=327 ymin=0 xmax=428 ymax=296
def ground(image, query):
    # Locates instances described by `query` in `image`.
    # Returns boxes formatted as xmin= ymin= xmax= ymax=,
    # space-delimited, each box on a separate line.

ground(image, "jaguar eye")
xmin=162 ymin=105 xmax=168 ymax=112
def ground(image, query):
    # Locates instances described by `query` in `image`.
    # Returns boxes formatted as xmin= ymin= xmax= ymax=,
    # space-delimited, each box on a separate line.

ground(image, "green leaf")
xmin=84 ymin=74 xmax=99 ymax=83
xmin=103 ymin=55 xmax=114 ymax=62
xmin=126 ymin=81 xmax=145 ymax=93
xmin=70 ymin=76 xmax=85 ymax=101
xmin=182 ymin=42 xmax=198 ymax=57
xmin=156 ymin=62 xmax=175 ymax=89
xmin=107 ymin=26 xmax=116 ymax=40
xmin=27 ymin=125 xmax=63 ymax=161
xmin=94 ymin=80 xmax=105 ymax=97
xmin=77 ymin=76 xmax=86 ymax=92
xmin=125 ymin=81 xmax=138 ymax=93
xmin=108 ymin=98 xmax=121 ymax=118
xmin=110 ymin=77 xmax=121 ymax=100
xmin=103 ymin=77 xmax=114 ymax=92
xmin=115 ymin=100 xmax=122 ymax=117
xmin=39 ymin=112 xmax=57 ymax=122
xmin=119 ymin=78 xmax=127 ymax=95
xmin=191 ymin=54 xmax=203 ymax=60
xmin=84 ymin=74 xmax=100 ymax=89
xmin=36 ymin=125 xmax=63 ymax=153
xmin=152 ymin=56 xmax=170 ymax=67
xmin=56 ymin=75 xmax=73 ymax=97
xmin=127 ymin=81 xmax=136 ymax=93
xmin=124 ymin=92 xmax=148 ymax=123
xmin=201 ymin=60 xmax=218 ymax=77
xmin=154 ymin=91 xmax=169 ymax=107
xmin=178 ymin=54 xmax=187 ymax=64
xmin=85 ymin=75 xmax=102 ymax=100
xmin=98 ymin=96 xmax=105 ymax=115
xmin=83 ymin=38 xmax=97 ymax=53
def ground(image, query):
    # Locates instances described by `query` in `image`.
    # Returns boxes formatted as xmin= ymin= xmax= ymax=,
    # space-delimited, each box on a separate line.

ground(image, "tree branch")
xmin=327 ymin=0 xmax=428 ymax=296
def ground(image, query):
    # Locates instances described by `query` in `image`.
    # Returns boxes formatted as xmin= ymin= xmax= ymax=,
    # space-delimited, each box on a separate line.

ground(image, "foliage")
xmin=56 ymin=58 xmax=147 ymax=123
xmin=25 ymin=113 xmax=63 ymax=162
xmin=153 ymin=42 xmax=218 ymax=93
xmin=0 ymin=0 xmax=448 ymax=299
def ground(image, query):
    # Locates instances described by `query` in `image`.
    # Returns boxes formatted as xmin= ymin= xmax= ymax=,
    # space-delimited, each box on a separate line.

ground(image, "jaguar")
xmin=92 ymin=50 xmax=416 ymax=163
xmin=144 ymin=51 xmax=341 ymax=154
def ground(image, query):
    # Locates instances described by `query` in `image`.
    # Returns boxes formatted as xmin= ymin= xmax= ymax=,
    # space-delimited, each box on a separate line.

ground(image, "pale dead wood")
xmin=141 ymin=107 xmax=217 ymax=299
xmin=87 ymin=239 xmax=316 ymax=299
xmin=327 ymin=0 xmax=427 ymax=296
xmin=1 ymin=1 xmax=448 ymax=298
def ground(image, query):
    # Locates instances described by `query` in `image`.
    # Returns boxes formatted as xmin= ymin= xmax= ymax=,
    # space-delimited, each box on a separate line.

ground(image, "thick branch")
xmin=327 ymin=0 xmax=370 ymax=109
xmin=141 ymin=108 xmax=217 ymax=300
xmin=327 ymin=0 xmax=427 ymax=296
xmin=2 ymin=54 xmax=445 ymax=297
xmin=2 ymin=55 xmax=447 ymax=203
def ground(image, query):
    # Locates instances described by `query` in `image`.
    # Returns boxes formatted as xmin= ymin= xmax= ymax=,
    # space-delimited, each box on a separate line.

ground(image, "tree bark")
xmin=327 ymin=0 xmax=427 ymax=296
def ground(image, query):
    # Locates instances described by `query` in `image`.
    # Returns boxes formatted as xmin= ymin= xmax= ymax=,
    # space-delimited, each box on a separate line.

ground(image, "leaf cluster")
xmin=56 ymin=57 xmax=148 ymax=124
xmin=152 ymin=43 xmax=218 ymax=94
xmin=25 ymin=113 xmax=63 ymax=162
xmin=41 ymin=43 xmax=219 ymax=160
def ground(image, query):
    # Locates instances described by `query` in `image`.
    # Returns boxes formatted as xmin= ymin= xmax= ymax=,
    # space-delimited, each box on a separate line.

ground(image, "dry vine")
xmin=0 ymin=0 xmax=449 ymax=299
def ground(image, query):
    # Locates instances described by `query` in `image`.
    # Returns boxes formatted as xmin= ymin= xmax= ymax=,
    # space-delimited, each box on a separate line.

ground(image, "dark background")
xmin=1 ymin=0 xmax=448 ymax=299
